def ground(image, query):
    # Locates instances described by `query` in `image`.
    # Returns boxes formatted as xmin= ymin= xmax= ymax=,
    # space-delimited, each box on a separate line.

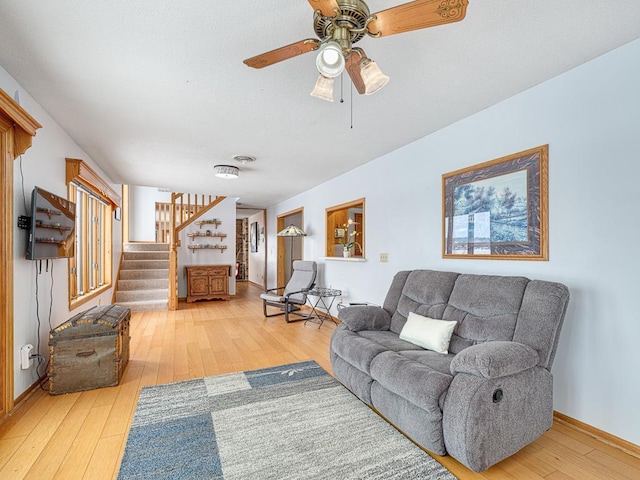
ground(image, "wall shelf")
xmin=35 ymin=222 xmax=72 ymax=234
xmin=35 ymin=238 xmax=66 ymax=246
xmin=187 ymin=232 xmax=226 ymax=240
xmin=187 ymin=244 xmax=227 ymax=253
xmin=195 ymin=219 xmax=221 ymax=229
xmin=36 ymin=207 xmax=61 ymax=219
xmin=189 ymin=219 xmax=227 ymax=253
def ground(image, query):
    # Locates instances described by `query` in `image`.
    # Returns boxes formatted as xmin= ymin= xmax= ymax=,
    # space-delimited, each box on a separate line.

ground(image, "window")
xmin=68 ymin=182 xmax=112 ymax=308
xmin=66 ymin=158 xmax=119 ymax=308
xmin=326 ymin=198 xmax=365 ymax=258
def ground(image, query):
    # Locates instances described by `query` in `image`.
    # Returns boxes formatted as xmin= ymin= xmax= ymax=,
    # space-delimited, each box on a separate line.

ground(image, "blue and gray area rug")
xmin=118 ymin=360 xmax=456 ymax=479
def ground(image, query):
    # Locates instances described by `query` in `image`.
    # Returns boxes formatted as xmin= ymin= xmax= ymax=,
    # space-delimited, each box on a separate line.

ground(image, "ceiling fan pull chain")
xmin=350 ymin=81 xmax=354 ymax=129
xmin=340 ymin=72 xmax=344 ymax=103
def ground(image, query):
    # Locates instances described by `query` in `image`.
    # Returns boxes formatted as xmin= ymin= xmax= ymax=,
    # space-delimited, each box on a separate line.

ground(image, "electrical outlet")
xmin=20 ymin=344 xmax=34 ymax=370
xmin=380 ymin=253 xmax=389 ymax=263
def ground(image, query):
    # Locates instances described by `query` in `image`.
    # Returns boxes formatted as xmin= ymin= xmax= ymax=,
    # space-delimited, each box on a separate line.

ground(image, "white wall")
xmin=177 ymin=197 xmax=237 ymax=297
xmin=129 ymin=186 xmax=171 ymax=241
xmin=268 ymin=39 xmax=640 ymax=446
xmin=1 ymin=66 xmax=122 ymax=399
xmin=247 ymin=211 xmax=266 ymax=287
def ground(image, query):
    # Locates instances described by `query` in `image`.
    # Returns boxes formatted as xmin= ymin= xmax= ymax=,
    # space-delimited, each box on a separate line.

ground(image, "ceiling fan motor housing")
xmin=313 ymin=0 xmax=371 ymax=46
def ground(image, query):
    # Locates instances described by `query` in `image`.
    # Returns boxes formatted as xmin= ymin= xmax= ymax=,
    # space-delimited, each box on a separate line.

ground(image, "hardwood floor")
xmin=1 ymin=282 xmax=638 ymax=479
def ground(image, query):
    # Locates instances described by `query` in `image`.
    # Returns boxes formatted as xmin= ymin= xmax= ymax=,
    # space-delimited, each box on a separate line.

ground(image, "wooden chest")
xmin=48 ymin=304 xmax=131 ymax=395
xmin=186 ymin=264 xmax=231 ymax=303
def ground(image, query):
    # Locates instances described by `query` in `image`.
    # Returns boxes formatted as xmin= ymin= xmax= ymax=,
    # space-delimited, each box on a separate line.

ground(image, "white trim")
xmin=321 ymin=257 xmax=367 ymax=262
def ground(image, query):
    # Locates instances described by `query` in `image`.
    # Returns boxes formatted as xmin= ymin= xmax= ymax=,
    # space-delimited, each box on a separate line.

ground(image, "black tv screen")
xmin=27 ymin=187 xmax=76 ymax=260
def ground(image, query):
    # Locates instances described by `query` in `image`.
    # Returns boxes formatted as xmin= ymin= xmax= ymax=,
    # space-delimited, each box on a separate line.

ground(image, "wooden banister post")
xmin=168 ymin=193 xmax=178 ymax=310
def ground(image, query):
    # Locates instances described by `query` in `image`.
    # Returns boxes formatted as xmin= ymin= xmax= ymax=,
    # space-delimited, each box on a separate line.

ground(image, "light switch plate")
xmin=380 ymin=253 xmax=389 ymax=263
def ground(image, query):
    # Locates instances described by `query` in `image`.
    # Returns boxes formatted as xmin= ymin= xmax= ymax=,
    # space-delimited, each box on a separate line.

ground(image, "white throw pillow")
xmin=399 ymin=312 xmax=457 ymax=354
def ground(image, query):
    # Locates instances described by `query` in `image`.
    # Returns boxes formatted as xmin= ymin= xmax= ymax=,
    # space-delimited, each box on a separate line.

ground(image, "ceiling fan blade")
xmin=307 ymin=0 xmax=340 ymax=17
xmin=244 ymin=39 xmax=320 ymax=69
xmin=345 ymin=52 xmax=366 ymax=95
xmin=368 ymin=0 xmax=468 ymax=37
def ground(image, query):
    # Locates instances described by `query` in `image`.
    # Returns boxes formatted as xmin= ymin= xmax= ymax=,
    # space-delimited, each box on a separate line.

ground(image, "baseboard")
xmin=0 ymin=375 xmax=47 ymax=426
xmin=14 ymin=375 xmax=47 ymax=405
xmin=248 ymin=281 xmax=264 ymax=289
xmin=553 ymin=411 xmax=640 ymax=459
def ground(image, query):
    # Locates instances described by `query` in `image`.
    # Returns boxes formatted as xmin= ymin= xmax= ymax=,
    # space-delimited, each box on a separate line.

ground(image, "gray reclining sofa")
xmin=330 ymin=269 xmax=569 ymax=472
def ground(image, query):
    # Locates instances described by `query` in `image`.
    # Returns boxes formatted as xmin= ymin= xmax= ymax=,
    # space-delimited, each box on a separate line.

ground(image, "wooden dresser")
xmin=185 ymin=264 xmax=231 ymax=303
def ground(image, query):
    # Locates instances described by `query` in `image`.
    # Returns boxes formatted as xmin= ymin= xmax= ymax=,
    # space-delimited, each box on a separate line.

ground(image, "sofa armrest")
xmin=450 ymin=341 xmax=540 ymax=379
xmin=338 ymin=306 xmax=391 ymax=332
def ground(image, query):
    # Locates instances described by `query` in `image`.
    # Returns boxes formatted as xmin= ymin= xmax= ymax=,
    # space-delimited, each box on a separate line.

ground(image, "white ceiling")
xmin=1 ymin=1 xmax=639 ymax=208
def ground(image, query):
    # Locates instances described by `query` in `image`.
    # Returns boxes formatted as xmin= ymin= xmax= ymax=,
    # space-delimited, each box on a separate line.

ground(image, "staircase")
xmin=115 ymin=243 xmax=169 ymax=312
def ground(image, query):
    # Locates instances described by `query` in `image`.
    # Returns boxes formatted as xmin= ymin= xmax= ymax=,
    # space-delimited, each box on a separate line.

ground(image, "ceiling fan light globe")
xmin=360 ymin=59 xmax=389 ymax=95
xmin=310 ymin=74 xmax=334 ymax=102
xmin=316 ymin=41 xmax=345 ymax=78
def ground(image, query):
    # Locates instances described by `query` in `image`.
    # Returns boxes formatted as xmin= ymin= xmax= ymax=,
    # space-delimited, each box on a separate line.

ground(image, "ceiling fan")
xmin=243 ymin=0 xmax=469 ymax=101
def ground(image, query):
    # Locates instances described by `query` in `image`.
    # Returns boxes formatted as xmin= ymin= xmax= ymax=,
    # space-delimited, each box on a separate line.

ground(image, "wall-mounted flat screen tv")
xmin=27 ymin=187 xmax=76 ymax=260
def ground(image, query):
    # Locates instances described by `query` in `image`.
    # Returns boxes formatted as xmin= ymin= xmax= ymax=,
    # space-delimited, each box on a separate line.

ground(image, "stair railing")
xmin=168 ymin=193 xmax=226 ymax=310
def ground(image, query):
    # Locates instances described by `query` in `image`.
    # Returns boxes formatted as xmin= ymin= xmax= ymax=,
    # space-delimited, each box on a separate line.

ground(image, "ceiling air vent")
xmin=233 ymin=155 xmax=256 ymax=164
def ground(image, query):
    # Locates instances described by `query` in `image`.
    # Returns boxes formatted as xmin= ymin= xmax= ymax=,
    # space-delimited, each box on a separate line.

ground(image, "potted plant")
xmin=339 ymin=219 xmax=361 ymax=257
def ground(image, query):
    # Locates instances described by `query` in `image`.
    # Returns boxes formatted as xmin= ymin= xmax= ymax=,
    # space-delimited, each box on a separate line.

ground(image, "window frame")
xmin=67 ymin=181 xmax=113 ymax=310
xmin=325 ymin=198 xmax=365 ymax=258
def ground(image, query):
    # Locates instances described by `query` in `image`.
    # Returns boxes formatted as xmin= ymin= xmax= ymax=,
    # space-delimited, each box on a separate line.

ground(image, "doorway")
xmin=277 ymin=207 xmax=304 ymax=288
xmin=238 ymin=208 xmax=266 ymax=288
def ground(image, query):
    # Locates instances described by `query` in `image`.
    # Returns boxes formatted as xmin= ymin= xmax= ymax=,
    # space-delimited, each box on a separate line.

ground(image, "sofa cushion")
xmin=397 ymin=350 xmax=455 ymax=377
xmin=358 ymin=330 xmax=424 ymax=352
xmin=513 ymin=280 xmax=570 ymax=369
xmin=371 ymin=381 xmax=448 ymax=455
xmin=399 ymin=312 xmax=457 ymax=354
xmin=450 ymin=341 xmax=539 ymax=379
xmin=444 ymin=274 xmax=530 ymax=354
xmin=339 ymin=305 xmax=391 ymax=332
xmin=330 ymin=326 xmax=388 ymax=375
xmin=390 ymin=270 xmax=459 ymax=334
xmin=330 ymin=351 xmax=375 ymax=405
xmin=370 ymin=351 xmax=453 ymax=415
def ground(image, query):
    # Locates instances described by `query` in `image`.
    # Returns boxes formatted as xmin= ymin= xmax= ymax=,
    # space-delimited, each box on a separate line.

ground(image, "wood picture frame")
xmin=442 ymin=145 xmax=548 ymax=260
xmin=250 ymin=221 xmax=258 ymax=253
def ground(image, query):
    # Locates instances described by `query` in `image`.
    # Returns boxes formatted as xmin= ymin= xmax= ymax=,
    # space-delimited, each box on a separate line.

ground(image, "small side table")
xmin=337 ymin=302 xmax=378 ymax=310
xmin=305 ymin=287 xmax=342 ymax=329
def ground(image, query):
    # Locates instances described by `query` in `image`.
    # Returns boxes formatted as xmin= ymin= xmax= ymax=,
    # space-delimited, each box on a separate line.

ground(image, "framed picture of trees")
xmin=442 ymin=145 xmax=548 ymax=260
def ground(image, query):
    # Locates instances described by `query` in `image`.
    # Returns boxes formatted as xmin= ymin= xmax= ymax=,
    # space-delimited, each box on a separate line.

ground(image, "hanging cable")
xmin=19 ymin=155 xmax=28 ymax=215
xmin=33 ymin=261 xmax=47 ymax=389
xmin=49 ymin=261 xmax=54 ymax=331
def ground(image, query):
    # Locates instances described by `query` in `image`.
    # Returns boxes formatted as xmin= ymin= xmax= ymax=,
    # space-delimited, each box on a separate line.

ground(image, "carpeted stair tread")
xmin=123 ymin=251 xmax=170 ymax=261
xmin=118 ymin=278 xmax=169 ymax=290
xmin=115 ymin=299 xmax=169 ymax=312
xmin=124 ymin=243 xmax=170 ymax=252
xmin=122 ymin=259 xmax=170 ymax=270
xmin=119 ymin=269 xmax=169 ymax=280
xmin=116 ymin=288 xmax=169 ymax=303
xmin=117 ymin=243 xmax=170 ymax=312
